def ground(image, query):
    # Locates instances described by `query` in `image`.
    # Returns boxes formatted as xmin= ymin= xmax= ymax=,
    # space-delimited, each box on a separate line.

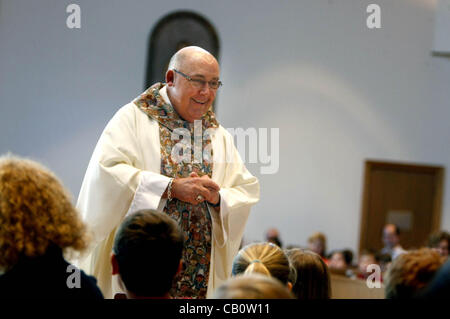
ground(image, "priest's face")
xmin=166 ymin=50 xmax=220 ymax=123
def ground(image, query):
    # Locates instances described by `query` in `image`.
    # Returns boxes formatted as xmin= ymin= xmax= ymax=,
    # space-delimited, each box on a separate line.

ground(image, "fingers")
xmin=196 ymin=186 xmax=217 ymax=204
xmin=199 ymin=177 xmax=220 ymax=192
xmin=172 ymin=174 xmax=220 ymax=205
xmin=190 ymin=172 xmax=220 ymax=191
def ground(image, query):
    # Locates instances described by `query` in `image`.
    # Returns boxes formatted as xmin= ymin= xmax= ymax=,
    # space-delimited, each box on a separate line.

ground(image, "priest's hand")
xmin=171 ymin=173 xmax=220 ymax=205
xmin=189 ymin=172 xmax=221 ymax=205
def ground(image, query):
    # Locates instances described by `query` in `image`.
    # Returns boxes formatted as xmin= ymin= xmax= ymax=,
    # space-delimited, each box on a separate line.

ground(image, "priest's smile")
xmin=192 ymin=98 xmax=207 ymax=105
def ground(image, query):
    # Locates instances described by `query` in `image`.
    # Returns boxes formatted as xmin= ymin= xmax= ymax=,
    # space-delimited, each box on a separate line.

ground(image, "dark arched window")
xmin=145 ymin=11 xmax=220 ymax=89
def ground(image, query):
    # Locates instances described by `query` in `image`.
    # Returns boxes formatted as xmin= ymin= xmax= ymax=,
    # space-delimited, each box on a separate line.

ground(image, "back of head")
xmin=213 ymin=274 xmax=295 ymax=299
xmin=265 ymin=228 xmax=283 ymax=248
xmin=286 ymin=249 xmax=331 ymax=299
xmin=232 ymin=242 xmax=296 ymax=285
xmin=385 ymin=248 xmax=444 ymax=299
xmin=418 ymin=259 xmax=450 ymax=299
xmin=113 ymin=209 xmax=183 ymax=297
xmin=0 ymin=155 xmax=87 ymax=271
xmin=307 ymin=232 xmax=327 ymax=257
xmin=342 ymin=249 xmax=354 ymax=266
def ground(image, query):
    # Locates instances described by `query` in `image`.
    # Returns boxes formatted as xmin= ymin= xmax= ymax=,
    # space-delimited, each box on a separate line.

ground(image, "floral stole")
xmin=134 ymin=82 xmax=218 ymax=298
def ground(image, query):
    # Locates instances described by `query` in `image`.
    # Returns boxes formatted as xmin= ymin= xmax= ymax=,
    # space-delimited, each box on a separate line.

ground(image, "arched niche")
xmin=145 ymin=11 xmax=220 ymax=89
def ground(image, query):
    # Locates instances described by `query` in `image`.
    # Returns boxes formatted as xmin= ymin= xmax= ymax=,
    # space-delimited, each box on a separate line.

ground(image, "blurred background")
xmin=1 ymin=0 xmax=449 ymax=255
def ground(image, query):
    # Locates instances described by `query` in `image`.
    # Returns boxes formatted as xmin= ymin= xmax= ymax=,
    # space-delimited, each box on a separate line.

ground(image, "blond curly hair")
xmin=0 ymin=155 xmax=88 ymax=271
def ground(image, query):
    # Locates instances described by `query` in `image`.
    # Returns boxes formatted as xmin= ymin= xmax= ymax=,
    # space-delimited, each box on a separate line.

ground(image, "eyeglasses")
xmin=173 ymin=69 xmax=223 ymax=90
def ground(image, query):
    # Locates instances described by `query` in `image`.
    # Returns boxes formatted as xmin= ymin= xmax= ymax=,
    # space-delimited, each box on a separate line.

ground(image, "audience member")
xmin=427 ymin=231 xmax=450 ymax=259
xmin=265 ymin=228 xmax=283 ymax=248
xmin=384 ymin=248 xmax=443 ymax=299
xmin=213 ymin=274 xmax=295 ymax=299
xmin=328 ymin=249 xmax=354 ymax=276
xmin=356 ymin=249 xmax=380 ymax=280
xmin=285 ymin=248 xmax=331 ymax=299
xmin=0 ymin=155 xmax=103 ymax=299
xmin=380 ymin=224 xmax=406 ymax=260
xmin=376 ymin=252 xmax=392 ymax=274
xmin=232 ymin=242 xmax=296 ymax=290
xmin=417 ymin=259 xmax=450 ymax=299
xmin=111 ymin=209 xmax=183 ymax=299
xmin=307 ymin=232 xmax=328 ymax=263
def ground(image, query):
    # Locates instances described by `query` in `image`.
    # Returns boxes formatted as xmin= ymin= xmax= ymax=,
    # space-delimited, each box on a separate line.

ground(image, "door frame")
xmin=358 ymin=160 xmax=445 ymax=253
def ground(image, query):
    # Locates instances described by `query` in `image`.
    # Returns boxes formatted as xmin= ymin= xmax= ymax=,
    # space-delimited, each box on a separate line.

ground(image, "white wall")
xmin=1 ymin=0 xmax=449 ymax=255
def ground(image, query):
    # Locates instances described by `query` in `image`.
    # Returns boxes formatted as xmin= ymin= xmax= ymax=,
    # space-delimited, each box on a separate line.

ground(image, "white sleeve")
xmin=210 ymin=127 xmax=260 ymax=248
xmin=126 ymin=171 xmax=170 ymax=217
xmin=77 ymin=103 xmax=168 ymax=247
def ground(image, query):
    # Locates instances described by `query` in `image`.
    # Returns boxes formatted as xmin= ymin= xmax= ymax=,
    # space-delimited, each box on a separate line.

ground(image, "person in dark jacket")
xmin=0 ymin=155 xmax=103 ymax=299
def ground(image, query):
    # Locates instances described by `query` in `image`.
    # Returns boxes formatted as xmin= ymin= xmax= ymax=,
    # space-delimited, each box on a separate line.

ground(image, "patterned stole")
xmin=134 ymin=83 xmax=219 ymax=298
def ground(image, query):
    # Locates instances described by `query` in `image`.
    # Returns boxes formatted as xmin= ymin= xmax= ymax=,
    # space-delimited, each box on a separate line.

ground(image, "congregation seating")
xmin=330 ymin=274 xmax=384 ymax=299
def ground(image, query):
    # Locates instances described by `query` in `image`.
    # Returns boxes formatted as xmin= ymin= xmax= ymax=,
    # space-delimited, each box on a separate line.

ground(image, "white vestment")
xmin=76 ymin=87 xmax=260 ymax=298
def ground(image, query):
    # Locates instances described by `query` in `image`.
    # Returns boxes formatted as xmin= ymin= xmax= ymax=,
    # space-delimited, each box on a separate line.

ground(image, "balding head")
xmin=165 ymin=46 xmax=220 ymax=123
xmin=167 ymin=46 xmax=218 ymax=73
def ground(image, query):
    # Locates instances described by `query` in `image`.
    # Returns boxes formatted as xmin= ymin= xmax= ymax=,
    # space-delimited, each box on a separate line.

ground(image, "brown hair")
xmin=427 ymin=231 xmax=450 ymax=248
xmin=0 ymin=155 xmax=88 ymax=271
xmin=286 ymin=248 xmax=331 ymax=299
xmin=113 ymin=209 xmax=183 ymax=297
xmin=213 ymin=274 xmax=295 ymax=299
xmin=232 ymin=242 xmax=296 ymax=285
xmin=307 ymin=231 xmax=327 ymax=257
xmin=385 ymin=248 xmax=444 ymax=298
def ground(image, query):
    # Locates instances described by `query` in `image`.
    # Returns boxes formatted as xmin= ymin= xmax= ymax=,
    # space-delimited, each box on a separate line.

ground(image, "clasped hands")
xmin=170 ymin=172 xmax=220 ymax=206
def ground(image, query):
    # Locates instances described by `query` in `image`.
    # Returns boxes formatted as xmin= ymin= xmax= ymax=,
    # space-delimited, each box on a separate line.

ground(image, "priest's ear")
xmin=166 ymin=69 xmax=175 ymax=86
xmin=111 ymin=253 xmax=119 ymax=275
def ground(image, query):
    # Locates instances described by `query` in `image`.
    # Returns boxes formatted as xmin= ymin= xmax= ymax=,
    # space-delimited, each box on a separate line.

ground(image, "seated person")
xmin=427 ymin=231 xmax=450 ymax=259
xmin=265 ymin=228 xmax=283 ymax=248
xmin=384 ymin=248 xmax=443 ymax=298
xmin=111 ymin=209 xmax=183 ymax=299
xmin=380 ymin=224 xmax=406 ymax=260
xmin=376 ymin=252 xmax=392 ymax=274
xmin=232 ymin=242 xmax=296 ymax=291
xmin=0 ymin=155 xmax=103 ymax=299
xmin=307 ymin=232 xmax=328 ymax=263
xmin=356 ymin=249 xmax=381 ymax=280
xmin=213 ymin=273 xmax=294 ymax=299
xmin=285 ymin=248 xmax=331 ymax=299
xmin=417 ymin=259 xmax=450 ymax=299
xmin=328 ymin=249 xmax=354 ymax=276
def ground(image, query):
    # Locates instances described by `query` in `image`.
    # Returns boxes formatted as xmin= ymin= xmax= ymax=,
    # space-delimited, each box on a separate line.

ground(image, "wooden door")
xmin=359 ymin=161 xmax=444 ymax=253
